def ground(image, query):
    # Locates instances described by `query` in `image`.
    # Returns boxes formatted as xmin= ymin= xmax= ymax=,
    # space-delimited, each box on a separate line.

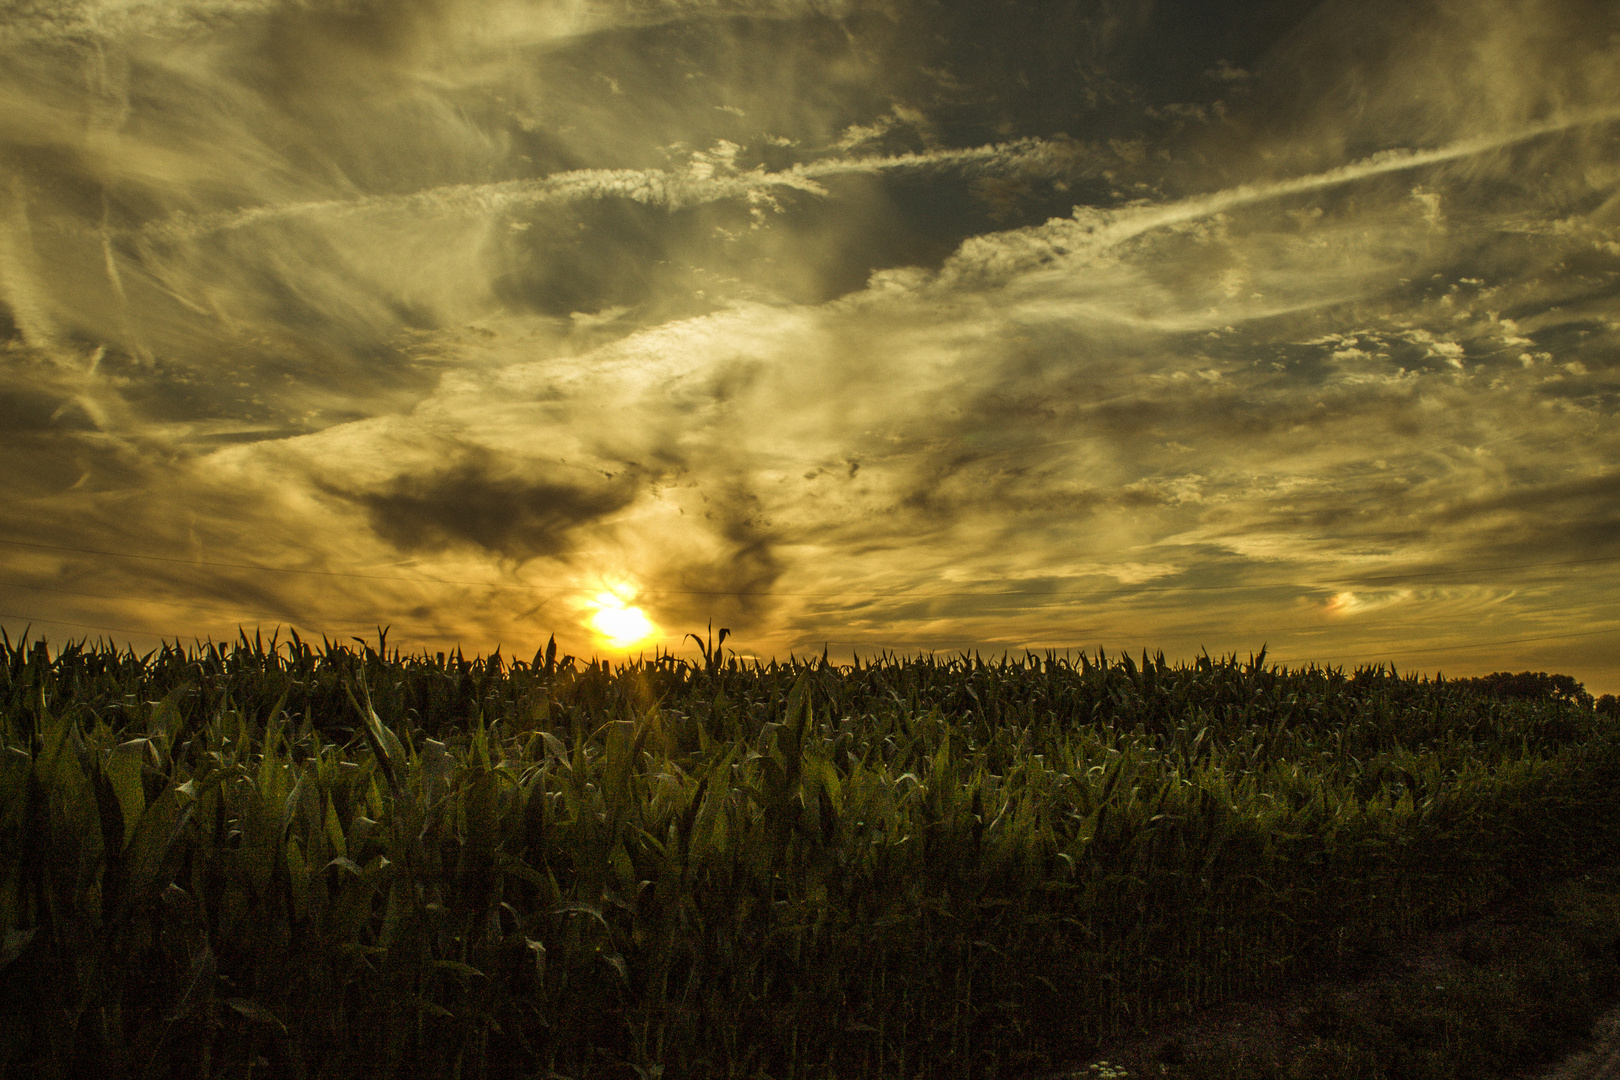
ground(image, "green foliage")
xmin=1452 ymin=671 xmax=1594 ymax=709
xmin=0 ymin=628 xmax=1615 ymax=1079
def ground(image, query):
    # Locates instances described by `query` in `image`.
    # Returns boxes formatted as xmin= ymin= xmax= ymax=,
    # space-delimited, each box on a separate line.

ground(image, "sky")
xmin=2 ymin=0 xmax=1619 ymax=690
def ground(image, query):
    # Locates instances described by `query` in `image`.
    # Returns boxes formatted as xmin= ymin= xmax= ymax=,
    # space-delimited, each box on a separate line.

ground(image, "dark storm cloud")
xmin=648 ymin=481 xmax=786 ymax=626
xmin=355 ymin=451 xmax=641 ymax=561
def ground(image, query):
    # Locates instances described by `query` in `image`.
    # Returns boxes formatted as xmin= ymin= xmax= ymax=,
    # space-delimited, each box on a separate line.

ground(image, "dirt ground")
xmin=1014 ymin=877 xmax=1620 ymax=1080
xmin=1516 ymin=1004 xmax=1620 ymax=1080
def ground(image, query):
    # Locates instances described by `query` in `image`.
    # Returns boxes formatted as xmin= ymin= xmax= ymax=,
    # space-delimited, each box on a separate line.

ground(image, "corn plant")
xmin=0 ymin=628 xmax=1615 ymax=1079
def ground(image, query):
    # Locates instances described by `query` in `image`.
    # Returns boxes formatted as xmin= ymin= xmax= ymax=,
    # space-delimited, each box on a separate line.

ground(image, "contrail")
xmin=129 ymin=108 xmax=1620 ymax=255
xmin=131 ymin=138 xmax=1064 ymax=243
xmin=1045 ymin=107 xmax=1620 ymax=256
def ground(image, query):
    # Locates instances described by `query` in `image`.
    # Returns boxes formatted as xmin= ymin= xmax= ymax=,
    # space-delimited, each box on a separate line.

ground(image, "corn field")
xmin=1 ymin=627 xmax=1616 ymax=1080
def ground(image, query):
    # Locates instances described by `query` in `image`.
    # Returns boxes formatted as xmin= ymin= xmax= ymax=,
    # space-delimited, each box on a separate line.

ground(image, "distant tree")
xmin=1457 ymin=671 xmax=1593 ymax=709
xmin=1597 ymin=694 xmax=1619 ymax=720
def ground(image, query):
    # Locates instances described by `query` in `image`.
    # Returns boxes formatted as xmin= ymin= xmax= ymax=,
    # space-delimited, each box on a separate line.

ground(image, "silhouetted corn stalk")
xmin=0 ymin=630 xmax=1616 ymax=1078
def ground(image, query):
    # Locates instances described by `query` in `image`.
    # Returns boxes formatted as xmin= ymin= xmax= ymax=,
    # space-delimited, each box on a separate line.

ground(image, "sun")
xmin=587 ymin=591 xmax=657 ymax=650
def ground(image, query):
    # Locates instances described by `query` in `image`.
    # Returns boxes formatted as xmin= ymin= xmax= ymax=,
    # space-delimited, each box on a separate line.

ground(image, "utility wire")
xmin=0 ymin=538 xmax=529 ymax=589
xmin=3 ymin=536 xmax=1617 ymax=601
xmin=1282 ymin=625 xmax=1620 ymax=662
xmin=816 ymin=624 xmax=1620 ymax=657
xmin=0 ymin=611 xmax=281 ymax=644
xmin=0 ymin=611 xmax=403 ymax=643
xmin=0 ymin=577 xmax=306 ymax=623
xmin=6 ymin=537 xmax=1620 ymax=668
xmin=5 ymin=609 xmax=1618 ymax=671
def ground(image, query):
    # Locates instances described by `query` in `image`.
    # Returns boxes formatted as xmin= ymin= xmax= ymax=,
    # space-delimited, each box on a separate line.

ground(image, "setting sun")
xmin=587 ymin=592 xmax=657 ymax=650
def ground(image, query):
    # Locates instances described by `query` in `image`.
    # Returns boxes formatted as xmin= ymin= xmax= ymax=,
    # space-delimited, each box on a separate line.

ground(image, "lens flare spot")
xmin=588 ymin=592 xmax=656 ymax=649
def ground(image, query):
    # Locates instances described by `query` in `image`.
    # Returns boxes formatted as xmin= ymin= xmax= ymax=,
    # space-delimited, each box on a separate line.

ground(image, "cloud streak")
xmin=131 ymin=136 xmax=1074 ymax=243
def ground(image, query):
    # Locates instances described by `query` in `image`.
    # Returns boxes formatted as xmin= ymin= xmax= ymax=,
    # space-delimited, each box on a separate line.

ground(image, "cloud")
xmin=351 ymin=449 xmax=642 ymax=561
xmin=1 ymin=0 xmax=1618 ymax=689
xmin=130 ymin=135 xmax=1089 ymax=250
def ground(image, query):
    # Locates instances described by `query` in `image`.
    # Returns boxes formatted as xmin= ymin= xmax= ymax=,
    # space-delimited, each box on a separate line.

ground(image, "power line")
xmin=5 ymin=610 xmax=1618 ymax=680
xmin=3 ymin=536 xmax=1618 ymax=601
xmin=813 ymin=624 xmax=1620 ymax=658
xmin=0 ymin=577 xmax=306 ymax=623
xmin=0 ymin=611 xmax=247 ymax=643
xmin=0 ymin=611 xmax=400 ymax=643
xmin=0 ymin=538 xmax=536 ymax=589
xmin=1278 ymin=624 xmax=1620 ymax=662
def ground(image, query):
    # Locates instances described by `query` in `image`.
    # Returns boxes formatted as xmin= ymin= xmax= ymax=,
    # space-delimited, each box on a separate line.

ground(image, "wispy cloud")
xmin=131 ymin=136 xmax=1074 ymax=242
xmin=1 ymin=0 xmax=1618 ymax=689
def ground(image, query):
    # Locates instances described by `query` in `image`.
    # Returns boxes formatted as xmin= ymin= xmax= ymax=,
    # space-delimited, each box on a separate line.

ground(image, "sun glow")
xmin=587 ymin=591 xmax=657 ymax=650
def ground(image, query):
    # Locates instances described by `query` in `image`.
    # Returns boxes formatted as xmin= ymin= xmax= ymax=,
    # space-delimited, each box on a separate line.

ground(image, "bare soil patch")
xmin=1012 ymin=864 xmax=1620 ymax=1080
